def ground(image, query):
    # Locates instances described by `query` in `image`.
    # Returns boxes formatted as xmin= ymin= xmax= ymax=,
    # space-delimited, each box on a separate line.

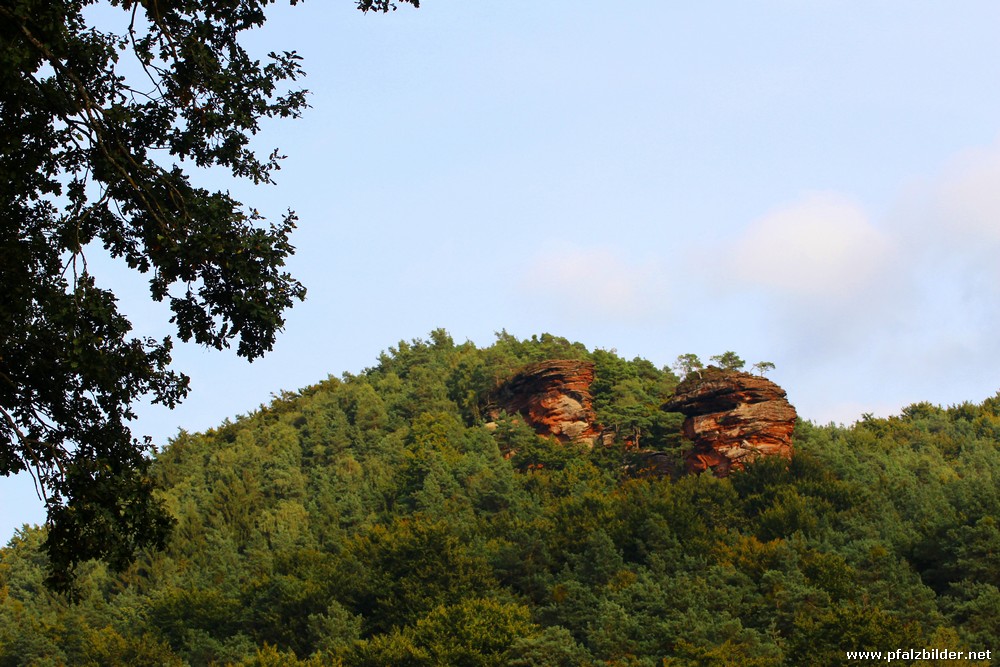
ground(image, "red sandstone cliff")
xmin=491 ymin=360 xmax=601 ymax=444
xmin=662 ymin=367 xmax=796 ymax=476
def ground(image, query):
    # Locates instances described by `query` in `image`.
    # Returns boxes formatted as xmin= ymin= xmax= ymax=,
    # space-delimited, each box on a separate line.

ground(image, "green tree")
xmin=751 ymin=361 xmax=775 ymax=377
xmin=672 ymin=354 xmax=704 ymax=380
xmin=505 ymin=626 xmax=594 ymax=667
xmin=0 ymin=0 xmax=416 ymax=591
xmin=5 ymin=330 xmax=998 ymax=663
xmin=408 ymin=598 xmax=534 ymax=667
xmin=709 ymin=351 xmax=745 ymax=371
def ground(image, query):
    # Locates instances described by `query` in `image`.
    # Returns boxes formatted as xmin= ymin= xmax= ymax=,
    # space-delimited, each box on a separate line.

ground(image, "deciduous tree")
xmin=0 ymin=0 xmax=414 ymax=591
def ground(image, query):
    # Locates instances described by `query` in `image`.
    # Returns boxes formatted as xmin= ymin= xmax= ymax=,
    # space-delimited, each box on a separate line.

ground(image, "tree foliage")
xmin=0 ymin=0 xmax=414 ymax=591
xmin=675 ymin=351 xmax=754 ymax=377
xmin=751 ymin=361 xmax=776 ymax=376
xmin=709 ymin=351 xmax=745 ymax=371
xmin=672 ymin=353 xmax=703 ymax=380
xmin=1 ymin=330 xmax=997 ymax=664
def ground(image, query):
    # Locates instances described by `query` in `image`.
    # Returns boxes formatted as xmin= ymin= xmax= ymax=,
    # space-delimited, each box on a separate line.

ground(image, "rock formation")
xmin=491 ymin=360 xmax=602 ymax=444
xmin=662 ymin=367 xmax=796 ymax=476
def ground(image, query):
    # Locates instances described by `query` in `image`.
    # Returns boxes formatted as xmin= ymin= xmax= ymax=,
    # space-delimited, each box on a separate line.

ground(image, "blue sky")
xmin=4 ymin=1 xmax=1000 ymax=538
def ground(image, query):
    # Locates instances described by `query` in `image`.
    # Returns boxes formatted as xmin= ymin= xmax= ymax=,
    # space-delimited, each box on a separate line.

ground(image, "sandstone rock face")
xmin=492 ymin=360 xmax=601 ymax=444
xmin=662 ymin=367 xmax=796 ymax=476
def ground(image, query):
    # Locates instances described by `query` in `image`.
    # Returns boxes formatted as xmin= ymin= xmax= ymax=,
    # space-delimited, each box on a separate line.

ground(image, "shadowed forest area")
xmin=1 ymin=331 xmax=998 ymax=666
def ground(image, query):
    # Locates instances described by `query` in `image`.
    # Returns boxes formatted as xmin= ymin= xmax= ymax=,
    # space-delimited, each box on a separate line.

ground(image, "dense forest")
xmin=1 ymin=331 xmax=998 ymax=666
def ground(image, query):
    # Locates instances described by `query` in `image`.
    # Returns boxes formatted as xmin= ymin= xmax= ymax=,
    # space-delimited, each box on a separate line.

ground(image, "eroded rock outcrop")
xmin=662 ymin=367 xmax=796 ymax=476
xmin=491 ymin=360 xmax=601 ymax=444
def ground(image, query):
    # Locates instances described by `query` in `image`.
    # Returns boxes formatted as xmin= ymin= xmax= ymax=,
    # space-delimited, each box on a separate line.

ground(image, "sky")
xmin=4 ymin=1 xmax=1000 ymax=539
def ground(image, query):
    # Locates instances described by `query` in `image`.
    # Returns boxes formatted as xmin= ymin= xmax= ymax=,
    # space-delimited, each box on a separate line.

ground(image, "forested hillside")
xmin=1 ymin=331 xmax=998 ymax=666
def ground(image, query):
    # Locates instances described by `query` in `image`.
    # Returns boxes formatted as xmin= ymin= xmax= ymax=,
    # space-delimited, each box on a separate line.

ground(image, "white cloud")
xmin=895 ymin=140 xmax=1000 ymax=302
xmin=508 ymin=141 xmax=1000 ymax=426
xmin=711 ymin=142 xmax=1000 ymax=424
xmin=933 ymin=143 xmax=1000 ymax=244
xmin=730 ymin=192 xmax=893 ymax=299
xmin=518 ymin=246 xmax=669 ymax=321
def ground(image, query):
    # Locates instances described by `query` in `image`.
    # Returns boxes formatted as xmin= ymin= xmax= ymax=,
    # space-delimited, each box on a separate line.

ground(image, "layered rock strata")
xmin=491 ymin=360 xmax=601 ymax=444
xmin=662 ymin=367 xmax=796 ymax=476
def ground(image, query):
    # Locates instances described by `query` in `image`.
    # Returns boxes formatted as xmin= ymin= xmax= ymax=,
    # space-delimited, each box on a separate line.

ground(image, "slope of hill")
xmin=1 ymin=331 xmax=998 ymax=666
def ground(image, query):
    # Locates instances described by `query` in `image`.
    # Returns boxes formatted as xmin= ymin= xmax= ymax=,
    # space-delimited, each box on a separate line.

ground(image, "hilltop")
xmin=1 ymin=331 xmax=998 ymax=666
